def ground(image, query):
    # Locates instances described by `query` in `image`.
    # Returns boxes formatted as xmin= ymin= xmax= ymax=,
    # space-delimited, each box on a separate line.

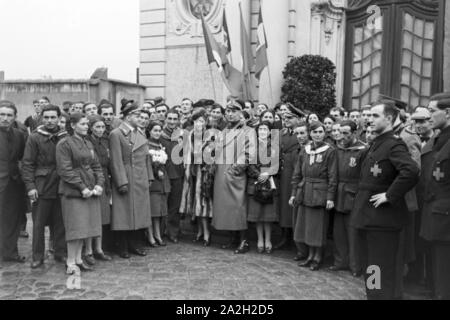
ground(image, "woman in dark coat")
xmin=83 ymin=115 xmax=112 ymax=262
xmin=147 ymin=121 xmax=171 ymax=247
xmin=56 ymin=113 xmax=104 ymax=275
xmin=180 ymin=109 xmax=216 ymax=246
xmin=247 ymin=121 xmax=279 ymax=254
xmin=290 ymin=121 xmax=337 ymax=271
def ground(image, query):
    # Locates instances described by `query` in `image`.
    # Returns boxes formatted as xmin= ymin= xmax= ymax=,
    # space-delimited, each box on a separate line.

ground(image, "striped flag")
xmin=201 ymin=13 xmax=243 ymax=97
xmin=255 ymin=7 xmax=268 ymax=80
xmin=239 ymin=3 xmax=256 ymax=101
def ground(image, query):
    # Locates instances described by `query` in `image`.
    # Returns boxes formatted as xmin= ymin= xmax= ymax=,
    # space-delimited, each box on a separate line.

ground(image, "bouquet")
xmin=149 ymin=148 xmax=168 ymax=165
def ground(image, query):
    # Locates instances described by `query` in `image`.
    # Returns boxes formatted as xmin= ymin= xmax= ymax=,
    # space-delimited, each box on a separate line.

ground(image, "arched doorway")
xmin=343 ymin=0 xmax=445 ymax=110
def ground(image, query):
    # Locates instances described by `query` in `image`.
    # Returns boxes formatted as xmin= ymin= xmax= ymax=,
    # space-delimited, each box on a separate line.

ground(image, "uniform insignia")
xmin=349 ymin=157 xmax=357 ymax=168
xmin=433 ymin=167 xmax=445 ymax=182
xmin=316 ymin=154 xmax=323 ymax=163
xmin=370 ymin=163 xmax=382 ymax=177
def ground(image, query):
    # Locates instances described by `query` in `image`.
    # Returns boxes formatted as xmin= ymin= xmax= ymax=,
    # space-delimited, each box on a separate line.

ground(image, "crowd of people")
xmin=0 ymin=92 xmax=449 ymax=300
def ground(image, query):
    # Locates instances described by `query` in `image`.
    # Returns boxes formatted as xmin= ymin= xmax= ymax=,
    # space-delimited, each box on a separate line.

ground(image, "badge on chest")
xmin=306 ymin=144 xmax=329 ymax=166
xmin=370 ymin=162 xmax=382 ymax=178
xmin=349 ymin=157 xmax=357 ymax=168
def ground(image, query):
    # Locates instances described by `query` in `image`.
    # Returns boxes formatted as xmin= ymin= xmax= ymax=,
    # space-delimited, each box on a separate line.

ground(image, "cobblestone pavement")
xmin=0 ymin=230 xmax=368 ymax=300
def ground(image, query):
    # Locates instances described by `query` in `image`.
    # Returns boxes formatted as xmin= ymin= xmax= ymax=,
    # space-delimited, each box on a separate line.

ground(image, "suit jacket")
xmin=22 ymin=127 xmax=68 ymax=199
xmin=0 ymin=126 xmax=26 ymax=194
xmin=351 ymin=131 xmax=419 ymax=230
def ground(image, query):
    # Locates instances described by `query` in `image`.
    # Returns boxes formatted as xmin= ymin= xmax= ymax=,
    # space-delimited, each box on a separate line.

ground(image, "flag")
xmin=222 ymin=9 xmax=231 ymax=55
xmin=201 ymin=13 xmax=243 ymax=98
xmin=255 ymin=7 xmax=268 ymax=80
xmin=239 ymin=3 xmax=256 ymax=101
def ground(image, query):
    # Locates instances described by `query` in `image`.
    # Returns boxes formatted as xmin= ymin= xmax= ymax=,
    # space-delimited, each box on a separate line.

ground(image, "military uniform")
xmin=351 ymin=131 xmax=419 ymax=300
xmin=333 ymin=140 xmax=366 ymax=273
xmin=22 ymin=127 xmax=68 ymax=262
xmin=420 ymin=126 xmax=450 ymax=300
xmin=278 ymin=129 xmax=300 ymax=229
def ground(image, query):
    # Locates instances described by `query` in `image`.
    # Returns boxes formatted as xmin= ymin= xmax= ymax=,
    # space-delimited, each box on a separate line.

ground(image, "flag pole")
xmin=267 ymin=67 xmax=275 ymax=106
xmin=209 ymin=64 xmax=218 ymax=101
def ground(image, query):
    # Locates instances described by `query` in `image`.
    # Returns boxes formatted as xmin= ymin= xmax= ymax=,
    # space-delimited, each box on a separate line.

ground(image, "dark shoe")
xmin=203 ymin=238 xmax=211 ymax=247
xmin=155 ymin=239 xmax=166 ymax=247
xmin=298 ymin=259 xmax=313 ymax=268
xmin=130 ymin=248 xmax=147 ymax=257
xmin=54 ymin=256 xmax=67 ymax=264
xmin=146 ymin=240 xmax=158 ymax=248
xmin=329 ymin=265 xmax=349 ymax=272
xmin=83 ymin=254 xmax=96 ymax=266
xmin=31 ymin=260 xmax=44 ymax=269
xmin=310 ymin=262 xmax=321 ymax=271
xmin=3 ymin=255 xmax=26 ymax=263
xmin=257 ymin=246 xmax=265 ymax=254
xmin=20 ymin=231 xmax=29 ymax=238
xmin=265 ymin=246 xmax=273 ymax=254
xmin=76 ymin=262 xmax=94 ymax=272
xmin=294 ymin=255 xmax=308 ymax=262
xmin=93 ymin=252 xmax=112 ymax=261
xmin=234 ymin=241 xmax=250 ymax=254
xmin=119 ymin=252 xmax=130 ymax=259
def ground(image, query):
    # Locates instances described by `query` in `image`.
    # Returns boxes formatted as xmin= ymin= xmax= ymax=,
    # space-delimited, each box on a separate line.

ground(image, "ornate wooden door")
xmin=343 ymin=0 xmax=444 ymax=110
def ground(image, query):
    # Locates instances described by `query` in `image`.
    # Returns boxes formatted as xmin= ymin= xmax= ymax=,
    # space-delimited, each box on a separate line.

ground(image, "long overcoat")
xmin=109 ymin=123 xmax=154 ymax=231
xmin=278 ymin=129 xmax=301 ymax=228
xmin=212 ymin=124 xmax=256 ymax=231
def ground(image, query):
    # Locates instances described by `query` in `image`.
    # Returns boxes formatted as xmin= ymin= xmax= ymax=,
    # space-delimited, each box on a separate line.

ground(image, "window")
xmin=343 ymin=0 xmax=444 ymax=110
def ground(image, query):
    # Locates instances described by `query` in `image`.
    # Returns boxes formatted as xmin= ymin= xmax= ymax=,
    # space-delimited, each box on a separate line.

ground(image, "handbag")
xmin=254 ymin=179 xmax=274 ymax=205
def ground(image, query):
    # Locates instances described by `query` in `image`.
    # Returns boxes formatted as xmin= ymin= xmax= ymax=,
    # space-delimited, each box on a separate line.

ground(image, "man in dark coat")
xmin=0 ymin=101 xmax=27 ymax=263
xmin=22 ymin=105 xmax=68 ymax=268
xmin=110 ymin=103 xmax=154 ymax=259
xmin=351 ymin=101 xmax=419 ymax=300
xmin=420 ymin=96 xmax=450 ymax=300
xmin=161 ymin=109 xmax=185 ymax=243
xmin=330 ymin=120 xmax=366 ymax=277
xmin=276 ymin=104 xmax=305 ymax=250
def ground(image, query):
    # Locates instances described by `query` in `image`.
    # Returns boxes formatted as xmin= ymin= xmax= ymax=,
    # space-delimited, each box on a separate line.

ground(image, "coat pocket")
xmin=431 ymin=198 xmax=450 ymax=216
xmin=343 ymin=183 xmax=358 ymax=213
xmin=309 ymin=182 xmax=328 ymax=208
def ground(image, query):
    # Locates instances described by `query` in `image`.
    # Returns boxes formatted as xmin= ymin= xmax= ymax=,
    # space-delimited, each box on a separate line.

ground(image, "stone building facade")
xmin=140 ymin=0 xmax=450 ymax=109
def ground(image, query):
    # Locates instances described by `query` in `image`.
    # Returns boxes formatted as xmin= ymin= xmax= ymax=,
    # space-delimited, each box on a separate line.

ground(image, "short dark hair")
xmin=437 ymin=98 xmax=450 ymax=110
xmin=140 ymin=110 xmax=151 ymax=118
xmin=41 ymin=96 xmax=50 ymax=103
xmin=41 ymin=105 xmax=62 ymax=117
xmin=339 ymin=120 xmax=358 ymax=132
xmin=83 ymin=102 xmax=97 ymax=113
xmin=0 ymin=100 xmax=17 ymax=115
xmin=330 ymin=107 xmax=345 ymax=117
xmin=166 ymin=108 xmax=180 ymax=119
xmin=373 ymin=101 xmax=399 ymax=124
xmin=148 ymin=121 xmax=163 ymax=132
xmin=33 ymin=100 xmax=39 ymax=104
xmin=323 ymin=115 xmax=336 ymax=123
xmin=98 ymin=104 xmax=115 ymax=115
xmin=156 ymin=103 xmax=169 ymax=111
xmin=294 ymin=121 xmax=308 ymax=130
xmin=361 ymin=105 xmax=372 ymax=112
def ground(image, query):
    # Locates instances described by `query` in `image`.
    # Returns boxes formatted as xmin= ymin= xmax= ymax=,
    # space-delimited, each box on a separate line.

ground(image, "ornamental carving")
xmin=168 ymin=0 xmax=224 ymax=37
